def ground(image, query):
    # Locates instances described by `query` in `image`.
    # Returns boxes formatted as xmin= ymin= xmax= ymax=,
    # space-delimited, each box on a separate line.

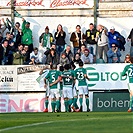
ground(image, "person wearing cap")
xmin=108 ymin=26 xmax=122 ymax=49
xmin=39 ymin=26 xmax=54 ymax=52
xmin=81 ymin=48 xmax=93 ymax=64
xmin=21 ymin=18 xmax=33 ymax=53
xmin=107 ymin=43 xmax=121 ymax=63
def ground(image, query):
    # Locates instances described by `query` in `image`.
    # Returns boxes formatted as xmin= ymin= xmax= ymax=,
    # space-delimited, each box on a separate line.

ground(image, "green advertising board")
xmin=93 ymin=92 xmax=130 ymax=111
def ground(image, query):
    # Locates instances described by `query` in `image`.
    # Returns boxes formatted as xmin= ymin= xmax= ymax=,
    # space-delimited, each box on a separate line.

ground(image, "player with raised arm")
xmin=36 ymin=65 xmax=50 ymax=112
xmin=61 ymin=64 xmax=75 ymax=112
xmin=44 ymin=64 xmax=61 ymax=112
xmin=122 ymin=56 xmax=133 ymax=112
xmin=75 ymin=61 xmax=90 ymax=112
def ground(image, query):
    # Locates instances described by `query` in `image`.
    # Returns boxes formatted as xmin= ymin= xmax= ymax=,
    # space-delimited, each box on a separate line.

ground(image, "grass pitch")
xmin=0 ymin=112 xmax=132 ymax=133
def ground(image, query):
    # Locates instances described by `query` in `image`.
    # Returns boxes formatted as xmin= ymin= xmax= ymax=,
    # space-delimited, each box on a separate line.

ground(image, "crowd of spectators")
xmin=0 ymin=17 xmax=133 ymax=66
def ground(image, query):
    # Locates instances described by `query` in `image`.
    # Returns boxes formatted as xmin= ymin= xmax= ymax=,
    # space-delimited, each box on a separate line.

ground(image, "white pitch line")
xmin=0 ymin=116 xmax=131 ymax=132
xmin=0 ymin=118 xmax=95 ymax=132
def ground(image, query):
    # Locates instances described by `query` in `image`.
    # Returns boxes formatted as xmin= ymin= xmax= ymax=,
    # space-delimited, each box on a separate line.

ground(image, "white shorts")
xmin=78 ymin=86 xmax=88 ymax=95
xmin=128 ymin=83 xmax=133 ymax=92
xmin=50 ymin=89 xmax=60 ymax=99
xmin=63 ymin=87 xmax=73 ymax=99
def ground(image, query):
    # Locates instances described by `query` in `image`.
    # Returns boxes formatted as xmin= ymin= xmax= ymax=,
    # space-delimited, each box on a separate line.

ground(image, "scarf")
xmin=43 ymin=33 xmax=50 ymax=48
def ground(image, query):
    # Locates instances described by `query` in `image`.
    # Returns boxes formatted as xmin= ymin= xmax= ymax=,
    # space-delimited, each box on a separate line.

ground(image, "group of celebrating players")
xmin=39 ymin=61 xmax=90 ymax=113
xmin=38 ymin=57 xmax=133 ymax=113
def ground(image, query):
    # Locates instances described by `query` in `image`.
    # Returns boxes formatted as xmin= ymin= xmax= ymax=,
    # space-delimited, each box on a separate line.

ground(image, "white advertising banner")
xmin=0 ymin=92 xmax=93 ymax=113
xmin=0 ymin=66 xmax=17 ymax=92
xmin=84 ymin=63 xmax=128 ymax=90
xmin=17 ymin=65 xmax=46 ymax=91
xmin=0 ymin=0 xmax=94 ymax=9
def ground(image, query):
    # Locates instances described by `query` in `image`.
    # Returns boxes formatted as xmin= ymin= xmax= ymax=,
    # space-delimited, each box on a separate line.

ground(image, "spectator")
xmin=60 ymin=53 xmax=69 ymax=66
xmin=6 ymin=18 xmax=22 ymax=48
xmin=13 ymin=44 xmax=24 ymax=65
xmin=14 ymin=22 xmax=22 ymax=48
xmin=22 ymin=45 xmax=30 ymax=65
xmin=107 ymin=43 xmax=121 ymax=63
xmin=39 ymin=26 xmax=54 ymax=53
xmin=43 ymin=43 xmax=56 ymax=64
xmin=0 ymin=18 xmax=7 ymax=37
xmin=44 ymin=43 xmax=56 ymax=57
xmin=85 ymin=23 xmax=98 ymax=55
xmin=29 ymin=56 xmax=36 ymax=65
xmin=73 ymin=53 xmax=82 ymax=64
xmin=108 ymin=26 xmax=122 ymax=49
xmin=62 ymin=45 xmax=74 ymax=62
xmin=54 ymin=24 xmax=66 ymax=56
xmin=124 ymin=54 xmax=131 ymax=63
xmin=70 ymin=25 xmax=86 ymax=54
xmin=0 ymin=32 xmax=3 ymax=43
xmin=127 ymin=28 xmax=133 ymax=56
xmin=21 ymin=18 xmax=33 ymax=53
xmin=0 ymin=40 xmax=9 ymax=65
xmin=46 ymin=48 xmax=59 ymax=65
xmin=81 ymin=48 xmax=93 ymax=64
xmin=2 ymin=32 xmax=15 ymax=65
xmin=30 ymin=47 xmax=42 ymax=64
xmin=96 ymin=24 xmax=108 ymax=62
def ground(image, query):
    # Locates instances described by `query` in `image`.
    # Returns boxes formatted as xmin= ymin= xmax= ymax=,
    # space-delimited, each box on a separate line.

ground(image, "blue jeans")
xmin=56 ymin=45 xmax=64 ymax=56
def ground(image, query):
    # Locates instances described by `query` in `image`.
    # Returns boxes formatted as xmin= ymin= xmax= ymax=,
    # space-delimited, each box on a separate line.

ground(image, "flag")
xmin=14 ymin=10 xmax=22 ymax=18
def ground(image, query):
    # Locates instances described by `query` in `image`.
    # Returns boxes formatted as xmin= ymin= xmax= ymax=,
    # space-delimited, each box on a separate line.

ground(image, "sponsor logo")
xmin=86 ymin=67 xmax=127 ymax=87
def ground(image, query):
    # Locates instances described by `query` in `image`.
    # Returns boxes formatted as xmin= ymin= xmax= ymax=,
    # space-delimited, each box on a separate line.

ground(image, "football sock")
xmin=59 ymin=100 xmax=61 ymax=111
xmin=56 ymin=100 xmax=60 ymax=111
xmin=64 ymin=100 xmax=68 ymax=112
xmin=51 ymin=101 xmax=56 ymax=112
xmin=86 ymin=98 xmax=89 ymax=109
xmin=79 ymin=97 xmax=83 ymax=107
xmin=45 ymin=99 xmax=49 ymax=109
xmin=68 ymin=99 xmax=73 ymax=106
xmin=73 ymin=97 xmax=78 ymax=109
xmin=132 ymin=96 xmax=133 ymax=109
xmin=129 ymin=96 xmax=132 ymax=109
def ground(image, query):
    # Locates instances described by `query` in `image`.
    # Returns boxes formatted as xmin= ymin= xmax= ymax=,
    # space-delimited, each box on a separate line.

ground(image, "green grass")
xmin=0 ymin=112 xmax=133 ymax=133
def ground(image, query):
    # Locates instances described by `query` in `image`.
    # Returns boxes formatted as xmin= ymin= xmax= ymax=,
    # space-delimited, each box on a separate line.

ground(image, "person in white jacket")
xmin=30 ymin=47 xmax=42 ymax=64
xmin=96 ymin=24 xmax=108 ymax=62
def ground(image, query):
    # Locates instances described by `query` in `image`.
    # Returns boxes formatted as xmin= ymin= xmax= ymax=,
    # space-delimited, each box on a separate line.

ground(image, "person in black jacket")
xmin=45 ymin=48 xmax=59 ymax=65
xmin=85 ymin=23 xmax=99 ymax=56
xmin=0 ymin=40 xmax=9 ymax=65
xmin=127 ymin=28 xmax=133 ymax=56
xmin=54 ymin=24 xmax=66 ymax=56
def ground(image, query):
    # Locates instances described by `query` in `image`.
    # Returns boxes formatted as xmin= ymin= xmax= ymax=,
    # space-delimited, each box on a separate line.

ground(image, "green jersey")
xmin=75 ymin=67 xmax=87 ymax=86
xmin=45 ymin=70 xmax=61 ymax=89
xmin=122 ymin=64 xmax=133 ymax=83
xmin=62 ymin=70 xmax=74 ymax=87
